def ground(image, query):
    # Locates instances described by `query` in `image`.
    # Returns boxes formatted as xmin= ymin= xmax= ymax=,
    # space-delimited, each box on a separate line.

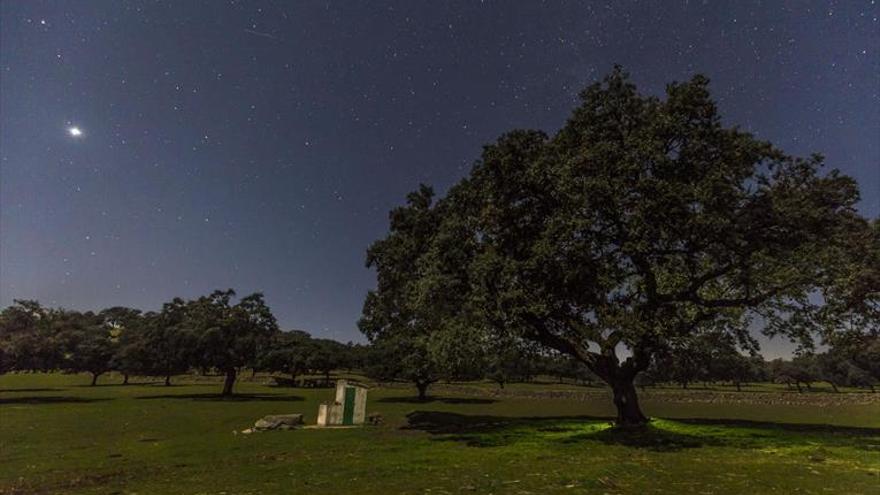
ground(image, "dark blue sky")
xmin=1 ymin=1 xmax=878 ymax=354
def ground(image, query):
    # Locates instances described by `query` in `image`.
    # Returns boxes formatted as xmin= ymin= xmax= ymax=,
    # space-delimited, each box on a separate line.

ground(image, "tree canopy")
xmin=365 ymin=67 xmax=876 ymax=424
xmin=187 ymin=290 xmax=280 ymax=395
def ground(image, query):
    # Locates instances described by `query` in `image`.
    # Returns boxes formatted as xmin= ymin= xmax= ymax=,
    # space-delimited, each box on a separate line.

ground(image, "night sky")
xmin=1 ymin=1 xmax=878 ymax=354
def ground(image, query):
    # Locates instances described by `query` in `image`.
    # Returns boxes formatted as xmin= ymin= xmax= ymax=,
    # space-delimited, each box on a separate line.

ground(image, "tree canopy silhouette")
xmin=364 ymin=67 xmax=876 ymax=425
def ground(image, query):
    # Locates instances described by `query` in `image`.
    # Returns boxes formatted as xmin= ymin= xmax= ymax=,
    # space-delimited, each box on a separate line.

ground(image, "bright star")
xmin=68 ymin=126 xmax=83 ymax=137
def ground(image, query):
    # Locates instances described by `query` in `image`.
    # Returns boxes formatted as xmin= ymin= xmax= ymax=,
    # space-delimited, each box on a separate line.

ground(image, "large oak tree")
xmin=369 ymin=68 xmax=875 ymax=425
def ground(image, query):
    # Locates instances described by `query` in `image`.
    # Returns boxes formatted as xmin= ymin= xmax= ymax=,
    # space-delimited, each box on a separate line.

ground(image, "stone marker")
xmin=245 ymin=413 xmax=304 ymax=433
xmin=316 ymin=380 xmax=368 ymax=426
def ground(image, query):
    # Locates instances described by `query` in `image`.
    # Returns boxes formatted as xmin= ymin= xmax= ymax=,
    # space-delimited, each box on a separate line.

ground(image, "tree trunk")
xmin=611 ymin=378 xmax=649 ymax=426
xmin=123 ymin=373 xmax=129 ymax=385
xmin=290 ymin=372 xmax=298 ymax=387
xmin=221 ymin=368 xmax=237 ymax=396
xmin=829 ymin=381 xmax=839 ymax=393
xmin=415 ymin=381 xmax=430 ymax=401
xmin=90 ymin=373 xmax=100 ymax=386
xmin=735 ymin=381 xmax=741 ymax=392
xmin=794 ymin=381 xmax=803 ymax=393
xmin=164 ymin=375 xmax=172 ymax=386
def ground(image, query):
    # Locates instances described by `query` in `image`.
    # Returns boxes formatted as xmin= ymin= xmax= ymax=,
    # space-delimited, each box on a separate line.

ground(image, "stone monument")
xmin=316 ymin=380 xmax=368 ymax=426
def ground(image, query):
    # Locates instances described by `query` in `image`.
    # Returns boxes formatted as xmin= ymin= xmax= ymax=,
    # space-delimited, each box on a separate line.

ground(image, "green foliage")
xmin=187 ymin=289 xmax=280 ymax=395
xmin=0 ymin=300 xmax=60 ymax=373
xmin=370 ymin=67 xmax=874 ymax=424
xmin=56 ymin=310 xmax=116 ymax=385
xmin=257 ymin=330 xmax=313 ymax=381
xmin=135 ymin=299 xmax=197 ymax=385
xmin=359 ymin=185 xmax=447 ymax=398
xmin=306 ymin=338 xmax=348 ymax=381
xmin=769 ymin=356 xmax=819 ymax=392
xmin=101 ymin=306 xmax=146 ymax=382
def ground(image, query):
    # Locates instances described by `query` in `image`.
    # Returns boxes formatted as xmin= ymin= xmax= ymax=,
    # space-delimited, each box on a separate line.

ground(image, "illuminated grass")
xmin=1 ymin=373 xmax=878 ymax=494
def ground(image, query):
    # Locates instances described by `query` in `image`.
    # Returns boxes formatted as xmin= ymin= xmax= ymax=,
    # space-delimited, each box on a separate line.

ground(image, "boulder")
xmin=253 ymin=413 xmax=304 ymax=431
xmin=263 ymin=414 xmax=304 ymax=426
xmin=254 ymin=419 xmax=275 ymax=430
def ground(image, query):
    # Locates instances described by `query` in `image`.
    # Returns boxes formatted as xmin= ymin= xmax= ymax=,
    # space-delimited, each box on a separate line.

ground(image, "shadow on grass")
xmin=674 ymin=417 xmax=880 ymax=441
xmin=563 ymin=423 xmax=711 ymax=451
xmin=377 ymin=396 xmax=498 ymax=405
xmin=74 ymin=381 xmax=170 ymax=388
xmin=0 ymin=396 xmax=111 ymax=405
xmin=0 ymin=388 xmax=64 ymax=393
xmin=136 ymin=393 xmax=305 ymax=402
xmin=404 ymin=411 xmax=880 ymax=452
xmin=404 ymin=411 xmax=614 ymax=447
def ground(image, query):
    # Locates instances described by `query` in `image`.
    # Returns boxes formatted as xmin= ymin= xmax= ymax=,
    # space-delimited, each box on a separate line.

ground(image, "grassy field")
xmin=1 ymin=373 xmax=878 ymax=494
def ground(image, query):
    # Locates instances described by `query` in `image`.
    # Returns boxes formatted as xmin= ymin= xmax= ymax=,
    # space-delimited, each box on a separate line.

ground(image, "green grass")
xmin=1 ymin=373 xmax=878 ymax=494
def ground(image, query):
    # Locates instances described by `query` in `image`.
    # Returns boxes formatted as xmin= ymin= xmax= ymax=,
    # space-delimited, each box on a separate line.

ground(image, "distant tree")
xmin=187 ymin=290 xmax=279 ymax=396
xmin=693 ymin=332 xmax=758 ymax=391
xmin=0 ymin=300 xmax=60 ymax=373
xmin=139 ymin=298 xmax=196 ymax=386
xmin=365 ymin=335 xmax=439 ymax=400
xmin=378 ymin=67 xmax=871 ymax=425
xmin=484 ymin=339 xmax=538 ymax=389
xmin=58 ymin=310 xmax=116 ymax=386
xmin=342 ymin=342 xmax=369 ymax=373
xmin=748 ymin=355 xmax=771 ymax=383
xmin=359 ymin=185 xmax=448 ymax=400
xmin=850 ymin=337 xmax=880 ymax=388
xmin=101 ymin=306 xmax=144 ymax=384
xmin=846 ymin=364 xmax=877 ymax=392
xmin=111 ymin=330 xmax=148 ymax=385
xmin=655 ymin=348 xmax=701 ymax=389
xmin=769 ymin=359 xmax=796 ymax=391
xmin=258 ymin=330 xmax=314 ymax=384
xmin=816 ymin=336 xmax=879 ymax=392
xmin=709 ymin=349 xmax=754 ymax=391
xmin=307 ymin=338 xmax=347 ymax=382
xmin=770 ymin=356 xmax=818 ymax=393
xmin=816 ymin=349 xmax=853 ymax=392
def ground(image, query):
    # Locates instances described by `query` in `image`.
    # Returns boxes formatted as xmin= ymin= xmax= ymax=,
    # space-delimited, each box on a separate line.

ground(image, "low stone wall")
xmin=429 ymin=383 xmax=880 ymax=407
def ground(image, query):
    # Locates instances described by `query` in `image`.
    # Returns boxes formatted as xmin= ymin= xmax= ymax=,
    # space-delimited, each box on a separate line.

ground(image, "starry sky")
xmin=1 ymin=1 xmax=878 ymax=354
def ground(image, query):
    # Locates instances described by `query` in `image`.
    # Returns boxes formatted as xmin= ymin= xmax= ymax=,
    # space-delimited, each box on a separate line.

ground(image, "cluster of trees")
xmin=639 ymin=339 xmax=879 ymax=393
xmin=1 ymin=295 xmax=877 ymax=400
xmin=0 ymin=291 xmax=361 ymax=396
xmin=361 ymin=67 xmax=879 ymax=425
xmin=768 ymin=345 xmax=879 ymax=393
xmin=257 ymin=330 xmax=365 ymax=385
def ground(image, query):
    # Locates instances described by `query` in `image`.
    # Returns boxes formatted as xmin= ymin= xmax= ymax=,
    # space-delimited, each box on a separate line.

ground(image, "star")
xmin=68 ymin=126 xmax=83 ymax=137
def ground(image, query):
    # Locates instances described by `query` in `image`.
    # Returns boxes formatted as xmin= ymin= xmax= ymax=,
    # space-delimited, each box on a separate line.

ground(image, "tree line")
xmin=1 ymin=294 xmax=876 ymax=398
xmin=0 ymin=291 xmax=360 ymax=395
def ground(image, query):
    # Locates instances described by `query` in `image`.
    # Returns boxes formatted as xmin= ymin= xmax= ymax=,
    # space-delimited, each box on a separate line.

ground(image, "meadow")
xmin=1 ymin=373 xmax=878 ymax=495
